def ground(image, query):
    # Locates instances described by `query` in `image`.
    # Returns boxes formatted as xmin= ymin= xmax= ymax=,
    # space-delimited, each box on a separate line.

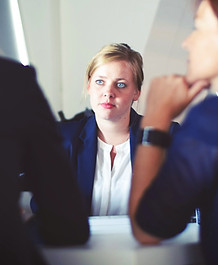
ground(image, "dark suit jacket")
xmin=0 ymin=57 xmax=89 ymax=265
xmin=59 ymin=108 xmax=180 ymax=215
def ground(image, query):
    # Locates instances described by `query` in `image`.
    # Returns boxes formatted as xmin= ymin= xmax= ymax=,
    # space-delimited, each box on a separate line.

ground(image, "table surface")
xmin=42 ymin=216 xmax=206 ymax=265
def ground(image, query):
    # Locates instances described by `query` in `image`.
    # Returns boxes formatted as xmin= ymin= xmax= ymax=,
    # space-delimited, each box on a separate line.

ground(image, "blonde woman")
xmin=59 ymin=43 xmax=179 ymax=216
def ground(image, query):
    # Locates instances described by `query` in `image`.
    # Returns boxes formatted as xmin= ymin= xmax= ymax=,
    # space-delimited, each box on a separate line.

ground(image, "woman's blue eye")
xmin=117 ymin=82 xmax=126 ymax=88
xmin=96 ymin=80 xmax=103 ymax=85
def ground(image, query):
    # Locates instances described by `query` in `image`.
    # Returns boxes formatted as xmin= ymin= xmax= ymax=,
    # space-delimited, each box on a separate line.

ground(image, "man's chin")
xmin=185 ymin=72 xmax=195 ymax=86
xmin=185 ymin=76 xmax=211 ymax=90
xmin=185 ymin=74 xmax=202 ymax=87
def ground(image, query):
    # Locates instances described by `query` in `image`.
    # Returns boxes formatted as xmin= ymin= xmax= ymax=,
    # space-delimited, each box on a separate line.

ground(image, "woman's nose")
xmin=104 ymin=84 xmax=115 ymax=98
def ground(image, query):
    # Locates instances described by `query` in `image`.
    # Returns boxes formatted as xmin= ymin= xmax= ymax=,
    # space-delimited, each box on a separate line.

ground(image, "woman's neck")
xmin=96 ymin=117 xmax=130 ymax=146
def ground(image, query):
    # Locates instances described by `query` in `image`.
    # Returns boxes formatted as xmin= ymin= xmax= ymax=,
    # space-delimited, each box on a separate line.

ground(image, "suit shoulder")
xmin=0 ymin=56 xmax=36 ymax=78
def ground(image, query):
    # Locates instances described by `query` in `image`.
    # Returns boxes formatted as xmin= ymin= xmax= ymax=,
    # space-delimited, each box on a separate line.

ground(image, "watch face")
xmin=138 ymin=127 xmax=171 ymax=148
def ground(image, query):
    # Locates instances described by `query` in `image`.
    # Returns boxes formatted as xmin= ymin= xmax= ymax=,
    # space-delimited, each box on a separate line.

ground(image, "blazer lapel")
xmin=77 ymin=115 xmax=98 ymax=214
xmin=129 ymin=108 xmax=142 ymax=167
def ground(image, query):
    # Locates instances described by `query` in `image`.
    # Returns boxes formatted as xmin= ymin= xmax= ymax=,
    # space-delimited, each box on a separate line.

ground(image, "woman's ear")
xmin=87 ymin=79 xmax=91 ymax=94
xmin=133 ymin=89 xmax=141 ymax=101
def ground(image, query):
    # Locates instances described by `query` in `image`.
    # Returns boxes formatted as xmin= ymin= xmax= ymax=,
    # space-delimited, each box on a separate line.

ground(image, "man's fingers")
xmin=188 ymin=80 xmax=210 ymax=101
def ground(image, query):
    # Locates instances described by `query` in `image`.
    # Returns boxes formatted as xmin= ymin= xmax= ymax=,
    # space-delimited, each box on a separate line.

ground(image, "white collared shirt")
xmin=91 ymin=137 xmax=132 ymax=216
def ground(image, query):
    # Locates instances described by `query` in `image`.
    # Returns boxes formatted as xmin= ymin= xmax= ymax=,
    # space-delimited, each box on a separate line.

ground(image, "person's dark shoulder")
xmin=179 ymin=95 xmax=218 ymax=145
xmin=0 ymin=56 xmax=22 ymax=69
xmin=0 ymin=58 xmax=37 ymax=114
xmin=0 ymin=57 xmax=37 ymax=99
xmin=0 ymin=57 xmax=35 ymax=77
xmin=188 ymin=94 xmax=218 ymax=122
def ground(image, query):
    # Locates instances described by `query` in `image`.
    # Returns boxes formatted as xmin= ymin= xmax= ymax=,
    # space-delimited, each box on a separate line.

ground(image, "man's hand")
xmin=144 ymin=75 xmax=209 ymax=126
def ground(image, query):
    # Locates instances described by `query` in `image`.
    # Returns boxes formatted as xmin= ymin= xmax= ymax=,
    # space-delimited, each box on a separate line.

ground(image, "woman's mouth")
xmin=101 ymin=102 xmax=115 ymax=109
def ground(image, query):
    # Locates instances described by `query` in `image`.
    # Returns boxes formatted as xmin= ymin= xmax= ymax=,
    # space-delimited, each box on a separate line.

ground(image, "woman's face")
xmin=183 ymin=0 xmax=218 ymax=84
xmin=87 ymin=60 xmax=140 ymax=122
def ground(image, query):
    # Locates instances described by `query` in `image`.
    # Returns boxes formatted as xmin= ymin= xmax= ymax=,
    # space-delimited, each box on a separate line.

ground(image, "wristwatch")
xmin=138 ymin=126 xmax=171 ymax=148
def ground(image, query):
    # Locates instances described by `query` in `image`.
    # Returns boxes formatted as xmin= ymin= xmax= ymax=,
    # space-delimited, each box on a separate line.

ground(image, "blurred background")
xmin=1 ymin=0 xmax=197 ymax=120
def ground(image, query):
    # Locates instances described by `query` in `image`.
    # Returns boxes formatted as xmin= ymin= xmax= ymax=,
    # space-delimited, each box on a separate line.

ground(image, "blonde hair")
xmin=84 ymin=43 xmax=144 ymax=92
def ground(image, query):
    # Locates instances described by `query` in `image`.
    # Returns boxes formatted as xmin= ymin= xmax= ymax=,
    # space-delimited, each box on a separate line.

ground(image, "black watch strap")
xmin=138 ymin=127 xmax=171 ymax=148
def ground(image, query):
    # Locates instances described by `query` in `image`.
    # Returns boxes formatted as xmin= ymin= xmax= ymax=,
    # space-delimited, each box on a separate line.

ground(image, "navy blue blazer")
xmin=59 ymin=108 xmax=179 ymax=215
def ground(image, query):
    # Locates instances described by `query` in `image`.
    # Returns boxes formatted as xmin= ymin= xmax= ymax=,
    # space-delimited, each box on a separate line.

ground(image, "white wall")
xmin=18 ymin=0 xmax=62 ymax=116
xmin=140 ymin=0 xmax=207 ymax=121
xmin=17 ymin=0 xmax=198 ymax=120
xmin=18 ymin=0 xmax=160 ymax=118
xmin=60 ymin=0 xmax=160 ymax=118
xmin=138 ymin=0 xmax=194 ymax=116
